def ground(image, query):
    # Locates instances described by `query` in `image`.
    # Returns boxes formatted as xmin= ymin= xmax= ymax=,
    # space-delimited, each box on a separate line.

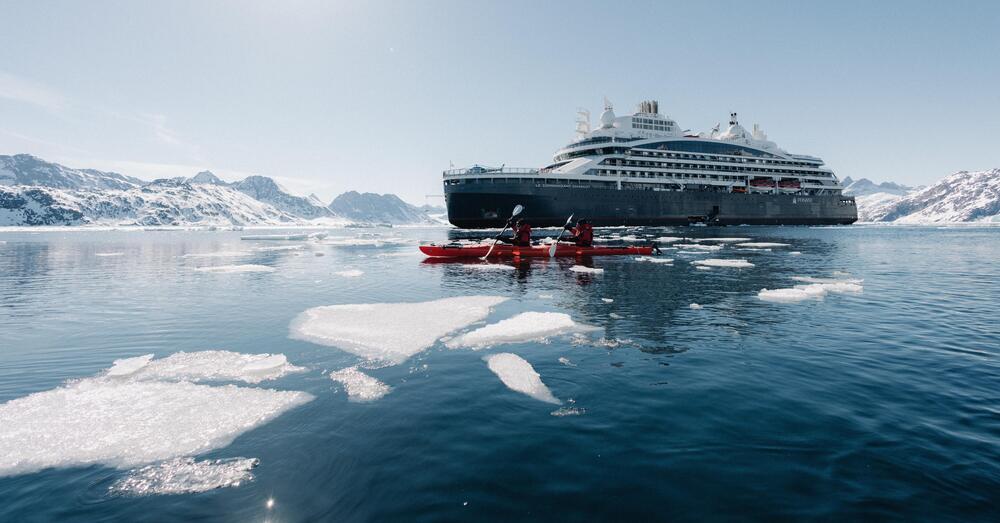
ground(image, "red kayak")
xmin=419 ymin=243 xmax=654 ymax=258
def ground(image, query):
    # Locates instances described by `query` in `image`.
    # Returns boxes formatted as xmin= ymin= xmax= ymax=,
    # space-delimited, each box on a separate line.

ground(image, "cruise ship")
xmin=442 ymin=99 xmax=858 ymax=228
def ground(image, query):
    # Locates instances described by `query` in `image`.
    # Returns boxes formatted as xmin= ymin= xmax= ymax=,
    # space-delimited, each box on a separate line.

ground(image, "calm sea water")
xmin=0 ymin=225 xmax=997 ymax=522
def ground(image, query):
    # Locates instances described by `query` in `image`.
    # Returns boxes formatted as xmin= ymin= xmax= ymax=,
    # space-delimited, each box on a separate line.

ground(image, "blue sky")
xmin=1 ymin=0 xmax=997 ymax=203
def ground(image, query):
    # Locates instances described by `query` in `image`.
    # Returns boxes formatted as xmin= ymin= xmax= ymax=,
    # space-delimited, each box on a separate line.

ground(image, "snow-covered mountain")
xmin=229 ymin=176 xmax=334 ymax=219
xmin=1 ymin=154 xmax=144 ymax=191
xmin=328 ymin=191 xmax=435 ymax=224
xmin=858 ymin=169 xmax=1000 ymax=223
xmin=841 ymin=176 xmax=915 ymax=197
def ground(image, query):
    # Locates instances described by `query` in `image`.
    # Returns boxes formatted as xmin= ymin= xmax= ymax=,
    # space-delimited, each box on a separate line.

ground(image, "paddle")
xmin=548 ymin=214 xmax=574 ymax=257
xmin=481 ymin=204 xmax=524 ymax=260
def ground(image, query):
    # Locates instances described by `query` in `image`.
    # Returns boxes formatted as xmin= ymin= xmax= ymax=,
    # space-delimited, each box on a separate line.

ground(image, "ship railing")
xmin=442 ymin=167 xmax=540 ymax=177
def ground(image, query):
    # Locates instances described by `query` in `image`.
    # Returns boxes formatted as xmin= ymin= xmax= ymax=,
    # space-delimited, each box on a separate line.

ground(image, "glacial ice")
xmin=654 ymin=236 xmax=685 ymax=243
xmin=758 ymin=278 xmax=864 ymax=303
xmin=601 ymin=298 xmax=614 ymax=303
xmin=0 ymin=373 xmax=313 ymax=477
xmin=569 ymin=265 xmax=604 ymax=274
xmin=689 ymin=303 xmax=703 ymax=309
xmin=95 ymin=252 xmax=125 ymax=257
xmin=289 ymin=296 xmax=509 ymax=364
xmin=485 ymin=353 xmax=561 ymax=405
xmin=692 ymin=258 xmax=755 ymax=268
xmin=691 ymin=237 xmax=751 ymax=243
xmin=334 ymin=269 xmax=364 ymax=277
xmin=106 ymin=351 xmax=306 ymax=384
xmin=194 ymin=264 xmax=275 ymax=273
xmin=446 ymin=312 xmax=596 ymax=348
xmin=109 ymin=457 xmax=259 ymax=496
xmin=635 ymin=256 xmax=673 ymax=264
xmin=673 ymin=243 xmax=723 ymax=251
xmin=329 ymin=367 xmax=391 ymax=402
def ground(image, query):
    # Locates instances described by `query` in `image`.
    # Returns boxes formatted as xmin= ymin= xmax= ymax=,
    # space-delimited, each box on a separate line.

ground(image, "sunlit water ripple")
xmin=0 ymin=225 xmax=997 ymax=521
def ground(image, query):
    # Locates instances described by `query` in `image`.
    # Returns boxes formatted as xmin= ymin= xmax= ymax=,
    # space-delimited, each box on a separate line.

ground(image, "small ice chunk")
xmin=735 ymin=242 xmax=789 ymax=248
xmin=240 ymin=234 xmax=309 ymax=241
xmin=255 ymin=245 xmax=305 ymax=252
xmin=558 ymin=357 xmax=575 ymax=367
xmin=609 ymin=312 xmax=623 ymax=319
xmin=601 ymin=298 xmax=614 ymax=303
xmin=465 ymin=264 xmax=515 ymax=271
xmin=334 ymin=269 xmax=364 ymax=277
xmin=689 ymin=303 xmax=703 ymax=310
xmin=569 ymin=265 xmax=603 ymax=274
xmin=550 ymin=406 xmax=585 ymax=416
xmin=695 ymin=266 xmax=711 ymax=270
xmin=447 ymin=312 xmax=596 ymax=348
xmin=106 ymin=354 xmax=155 ymax=377
xmin=758 ymin=280 xmax=863 ymax=303
xmin=110 ymin=457 xmax=259 ymax=496
xmin=677 ymin=250 xmax=709 ymax=255
xmin=485 ymin=353 xmax=561 ymax=405
xmin=538 ymin=294 xmax=553 ymax=299
xmin=789 ymin=251 xmax=802 ymax=256
xmin=329 ymin=367 xmax=391 ymax=402
xmin=95 ymin=252 xmax=125 ymax=257
xmin=194 ymin=264 xmax=275 ymax=273
xmin=289 ymin=296 xmax=508 ymax=364
xmin=673 ymin=243 xmax=723 ymax=251
xmin=692 ymin=258 xmax=754 ymax=268
xmin=654 ymin=236 xmax=685 ymax=243
xmin=790 ymin=276 xmax=863 ymax=285
xmin=181 ymin=251 xmax=251 ymax=258
xmin=690 ymin=237 xmax=751 ymax=243
xmin=635 ymin=256 xmax=673 ymax=264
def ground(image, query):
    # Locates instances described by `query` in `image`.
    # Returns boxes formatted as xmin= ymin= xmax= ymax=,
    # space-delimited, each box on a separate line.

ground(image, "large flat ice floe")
xmin=485 ymin=353 xmax=561 ymax=405
xmin=106 ymin=351 xmax=306 ymax=384
xmin=691 ymin=237 xmax=751 ymax=243
xmin=758 ymin=276 xmax=864 ymax=303
xmin=569 ymin=265 xmax=604 ymax=274
xmin=692 ymin=258 xmax=755 ymax=268
xmin=109 ymin=457 xmax=259 ymax=496
xmin=735 ymin=242 xmax=790 ymax=248
xmin=240 ymin=234 xmax=309 ymax=241
xmin=0 ymin=353 xmax=313 ymax=477
xmin=334 ymin=269 xmax=364 ymax=277
xmin=194 ymin=264 xmax=275 ymax=273
xmin=635 ymin=256 xmax=673 ymax=264
xmin=673 ymin=243 xmax=723 ymax=251
xmin=289 ymin=296 xmax=509 ymax=364
xmin=446 ymin=312 xmax=596 ymax=348
xmin=329 ymin=367 xmax=391 ymax=402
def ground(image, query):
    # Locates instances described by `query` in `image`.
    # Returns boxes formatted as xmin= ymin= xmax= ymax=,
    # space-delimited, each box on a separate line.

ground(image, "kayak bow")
xmin=419 ymin=243 xmax=653 ymax=258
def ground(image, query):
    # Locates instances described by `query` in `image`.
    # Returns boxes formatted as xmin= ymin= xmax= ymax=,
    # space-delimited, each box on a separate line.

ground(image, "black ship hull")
xmin=445 ymin=182 xmax=858 ymax=228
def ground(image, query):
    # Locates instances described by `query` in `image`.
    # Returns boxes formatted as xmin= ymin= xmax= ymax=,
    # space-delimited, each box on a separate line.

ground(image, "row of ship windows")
xmin=632 ymin=150 xmax=817 ymax=167
xmin=604 ymin=160 xmax=831 ymax=177
xmin=591 ymin=170 xmax=829 ymax=185
xmin=444 ymin=177 xmax=840 ymax=195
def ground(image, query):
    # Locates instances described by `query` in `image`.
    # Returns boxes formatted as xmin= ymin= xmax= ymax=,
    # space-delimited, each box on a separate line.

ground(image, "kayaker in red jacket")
xmin=564 ymin=219 xmax=594 ymax=247
xmin=499 ymin=218 xmax=532 ymax=247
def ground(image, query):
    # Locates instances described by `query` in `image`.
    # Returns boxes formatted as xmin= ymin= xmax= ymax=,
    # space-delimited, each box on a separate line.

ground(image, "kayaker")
xmin=563 ymin=218 xmax=594 ymax=247
xmin=499 ymin=218 xmax=532 ymax=247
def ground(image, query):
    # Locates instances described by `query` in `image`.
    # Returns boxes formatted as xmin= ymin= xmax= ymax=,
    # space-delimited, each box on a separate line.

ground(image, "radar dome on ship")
xmin=599 ymin=107 xmax=616 ymax=129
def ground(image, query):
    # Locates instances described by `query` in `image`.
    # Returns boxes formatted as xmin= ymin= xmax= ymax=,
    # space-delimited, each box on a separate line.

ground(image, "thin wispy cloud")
xmin=0 ymin=71 xmax=68 ymax=112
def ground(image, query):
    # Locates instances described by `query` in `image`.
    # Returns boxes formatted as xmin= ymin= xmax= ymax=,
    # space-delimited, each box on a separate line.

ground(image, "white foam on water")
xmin=689 ymin=303 xmax=703 ymax=309
xmin=654 ymin=236 xmax=685 ymax=243
xmin=329 ymin=367 xmax=391 ymax=402
xmin=181 ymin=251 xmax=252 ymax=258
xmin=110 ymin=457 xmax=259 ymax=496
xmin=464 ymin=264 xmax=515 ymax=271
xmin=550 ymin=406 xmax=585 ymax=417
xmin=758 ymin=279 xmax=864 ymax=303
xmin=601 ymin=298 xmax=614 ymax=303
xmin=194 ymin=264 xmax=275 ymax=273
xmin=690 ymin=237 xmax=751 ymax=243
xmin=485 ymin=353 xmax=561 ymax=405
xmin=289 ymin=296 xmax=509 ymax=364
xmin=569 ymin=265 xmax=603 ymax=274
xmin=635 ymin=256 xmax=673 ymax=264
xmin=735 ymin=242 xmax=789 ymax=248
xmin=692 ymin=258 xmax=754 ymax=268
xmin=673 ymin=243 xmax=723 ymax=251
xmin=0 ymin=374 xmax=313 ymax=477
xmin=446 ymin=312 xmax=597 ymax=348
xmin=334 ymin=269 xmax=364 ymax=277
xmin=106 ymin=351 xmax=306 ymax=384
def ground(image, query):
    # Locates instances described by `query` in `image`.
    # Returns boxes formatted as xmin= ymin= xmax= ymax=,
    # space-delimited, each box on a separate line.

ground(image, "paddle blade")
xmin=548 ymin=241 xmax=557 ymax=257
xmin=512 ymin=204 xmax=524 ymax=217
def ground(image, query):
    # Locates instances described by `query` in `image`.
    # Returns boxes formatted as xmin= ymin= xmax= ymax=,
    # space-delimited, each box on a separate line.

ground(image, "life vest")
xmin=513 ymin=223 xmax=532 ymax=246
xmin=572 ymin=223 xmax=594 ymax=246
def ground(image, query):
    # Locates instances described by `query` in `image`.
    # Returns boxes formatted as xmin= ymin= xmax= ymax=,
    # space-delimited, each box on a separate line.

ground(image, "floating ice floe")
xmin=106 ymin=351 xmax=306 ymax=384
xmin=635 ymin=256 xmax=673 ymax=264
xmin=609 ymin=312 xmax=623 ymax=319
xmin=0 ymin=356 xmax=313 ymax=477
xmin=109 ymin=457 xmax=259 ymax=496
xmin=736 ymin=247 xmax=772 ymax=252
xmin=241 ymin=234 xmax=309 ymax=241
xmin=654 ymin=236 xmax=685 ymax=243
xmin=550 ymin=406 xmax=585 ymax=417
xmin=446 ymin=312 xmax=596 ymax=348
xmin=255 ymin=245 xmax=305 ymax=252
xmin=673 ymin=243 xmax=723 ymax=251
xmin=334 ymin=269 xmax=364 ymax=277
xmin=558 ymin=357 xmax=575 ymax=367
xmin=329 ymin=367 xmax=391 ymax=402
xmin=689 ymin=303 xmax=703 ymax=309
xmin=758 ymin=277 xmax=864 ymax=303
xmin=789 ymin=251 xmax=802 ymax=256
xmin=735 ymin=242 xmax=789 ymax=248
xmin=194 ymin=264 xmax=275 ymax=273
xmin=538 ymin=294 xmax=554 ymax=299
xmin=601 ymin=298 xmax=614 ymax=303
xmin=464 ymin=264 xmax=515 ymax=271
xmin=322 ymin=237 xmax=411 ymax=247
xmin=289 ymin=296 xmax=508 ymax=364
xmin=181 ymin=251 xmax=252 ymax=258
xmin=691 ymin=237 xmax=751 ymax=243
xmin=569 ymin=265 xmax=604 ymax=274
xmin=695 ymin=266 xmax=712 ymax=270
xmin=485 ymin=353 xmax=561 ymax=405
xmin=692 ymin=258 xmax=754 ymax=268
xmin=676 ymin=250 xmax=709 ymax=255
xmin=95 ymin=252 xmax=125 ymax=257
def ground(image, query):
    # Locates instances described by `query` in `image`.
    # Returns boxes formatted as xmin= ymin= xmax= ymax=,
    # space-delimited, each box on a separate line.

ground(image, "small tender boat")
xmin=419 ymin=243 xmax=654 ymax=258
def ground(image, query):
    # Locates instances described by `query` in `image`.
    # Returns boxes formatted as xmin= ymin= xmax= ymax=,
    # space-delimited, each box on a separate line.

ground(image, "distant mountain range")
xmin=0 ymin=154 xmax=445 ymax=227
xmin=843 ymin=170 xmax=1000 ymax=223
